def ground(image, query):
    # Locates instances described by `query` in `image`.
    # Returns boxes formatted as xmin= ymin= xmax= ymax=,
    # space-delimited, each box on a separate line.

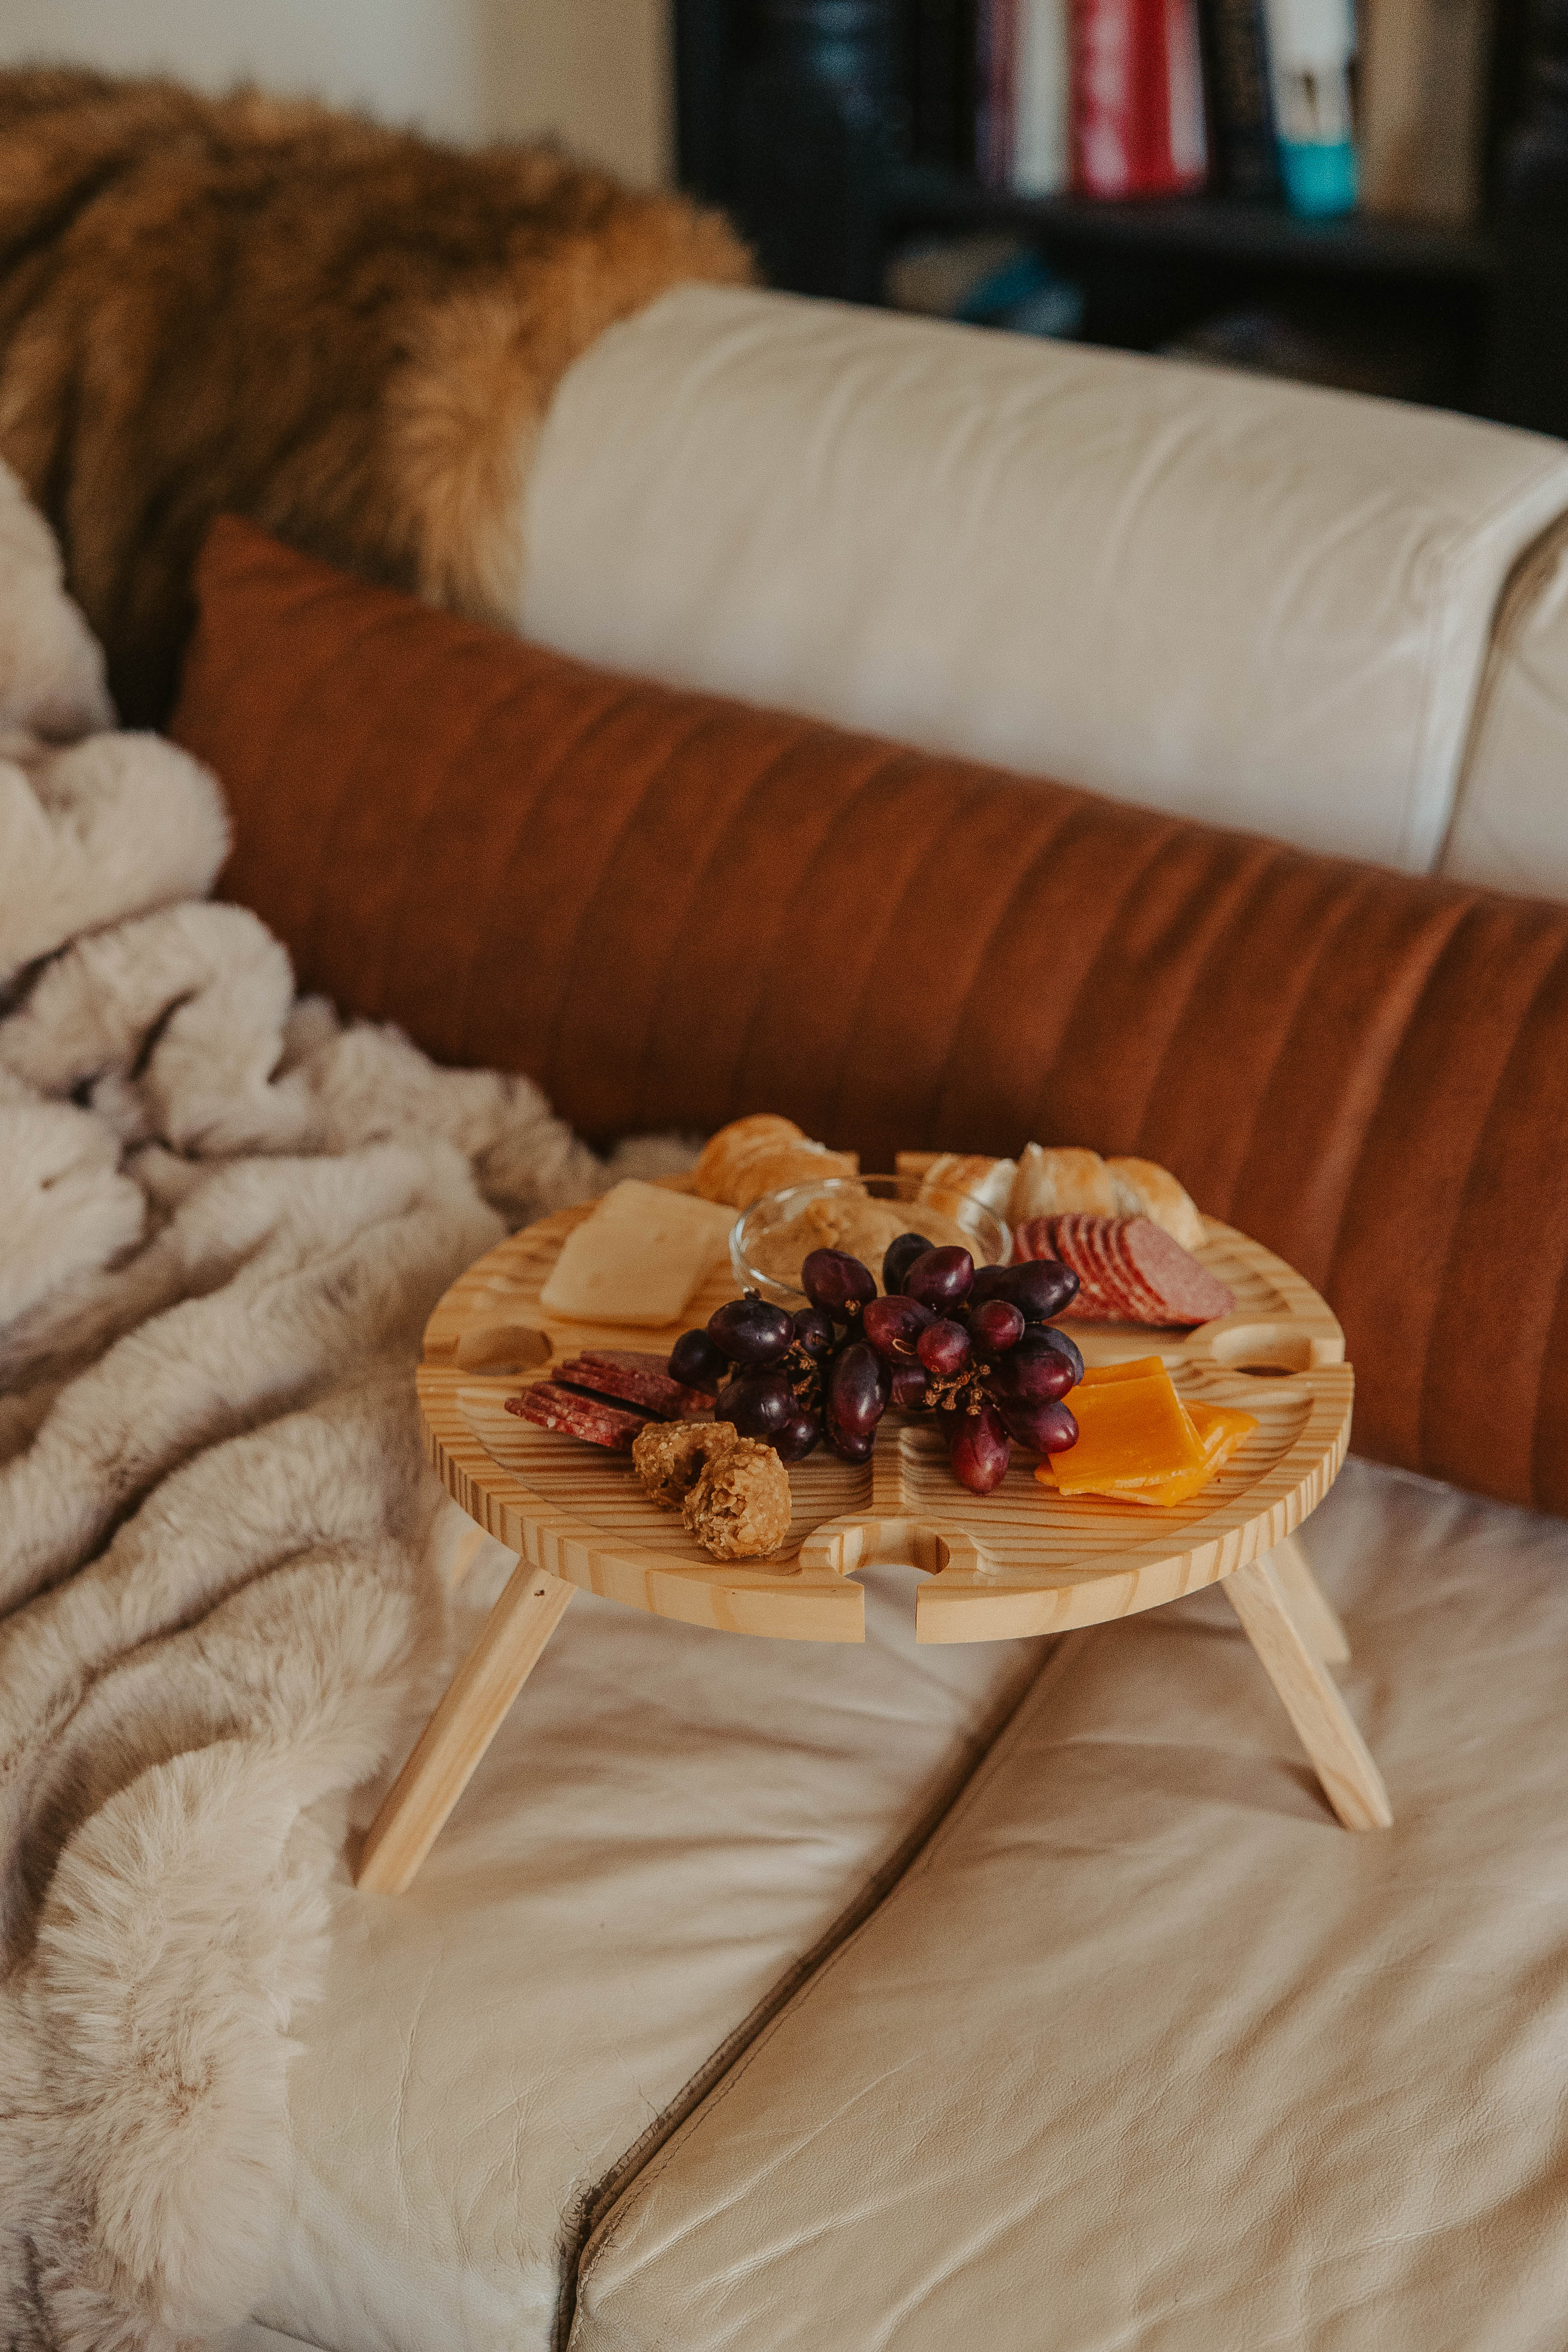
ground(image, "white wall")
xmin=0 ymin=0 xmax=672 ymax=185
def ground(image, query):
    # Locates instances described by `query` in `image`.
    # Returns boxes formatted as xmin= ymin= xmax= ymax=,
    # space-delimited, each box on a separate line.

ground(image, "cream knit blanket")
xmin=0 ymin=468 xmax=686 ymax=2348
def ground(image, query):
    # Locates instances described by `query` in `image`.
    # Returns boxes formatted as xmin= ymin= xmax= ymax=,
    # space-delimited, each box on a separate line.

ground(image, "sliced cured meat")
xmin=1067 ymin=1212 xmax=1151 ymax=1319
xmin=504 ymin=1382 xmax=651 ymax=1451
xmin=1094 ymin=1221 xmax=1171 ymax=1322
xmin=1118 ymin=1215 xmax=1234 ymax=1324
xmin=555 ymin=1348 xmax=710 ymax=1419
xmin=1024 ymin=1215 xmax=1233 ymax=1325
xmin=1048 ymin=1214 xmax=1130 ymax=1320
xmin=1014 ymin=1216 xmax=1109 ymax=1312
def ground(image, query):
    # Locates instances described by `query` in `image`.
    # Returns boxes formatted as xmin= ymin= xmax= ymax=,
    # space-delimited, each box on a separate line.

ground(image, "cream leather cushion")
xmin=1442 ymin=517 xmax=1568 ymax=898
xmin=520 ymin=285 xmax=1568 ymax=873
xmin=251 ymin=1530 xmax=1040 ymax=2352
xmin=573 ymin=1459 xmax=1568 ymax=2352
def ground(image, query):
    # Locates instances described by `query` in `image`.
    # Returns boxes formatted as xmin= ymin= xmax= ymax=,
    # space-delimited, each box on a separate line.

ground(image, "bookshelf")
xmin=673 ymin=0 xmax=1565 ymax=433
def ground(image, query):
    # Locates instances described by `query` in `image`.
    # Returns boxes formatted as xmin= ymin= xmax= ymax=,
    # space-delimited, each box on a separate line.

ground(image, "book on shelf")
xmin=1197 ymin=0 xmax=1280 ymax=197
xmin=976 ymin=0 xmax=1070 ymax=194
xmin=1069 ymin=0 xmax=1208 ymax=197
xmin=977 ymin=0 xmax=1018 ymax=183
xmin=1014 ymin=0 xmax=1071 ymax=191
xmin=1358 ymin=0 xmax=1496 ymax=225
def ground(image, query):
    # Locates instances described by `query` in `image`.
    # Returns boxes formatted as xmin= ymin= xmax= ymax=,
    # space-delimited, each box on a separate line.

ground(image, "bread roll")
xmin=692 ymin=1114 xmax=802 ymax=1203
xmin=1106 ymin=1156 xmax=1207 ymax=1251
xmin=1008 ymin=1145 xmax=1118 ymax=1223
xmin=692 ymin=1114 xmax=858 ymax=1209
xmin=911 ymin=1152 xmax=1017 ymax=1217
xmin=723 ymin=1138 xmax=859 ymax=1210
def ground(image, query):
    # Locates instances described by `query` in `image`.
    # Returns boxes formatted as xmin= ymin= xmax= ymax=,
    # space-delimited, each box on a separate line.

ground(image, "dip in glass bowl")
xmin=731 ymin=1175 xmax=1011 ymax=1307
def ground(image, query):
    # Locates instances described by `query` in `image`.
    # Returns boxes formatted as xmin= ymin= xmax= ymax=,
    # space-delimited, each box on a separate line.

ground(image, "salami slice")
xmin=556 ymin=1349 xmax=710 ymax=1420
xmin=1011 ymin=1217 xmax=1050 ymax=1265
xmin=1094 ymin=1221 xmax=1171 ymax=1322
xmin=505 ymin=1382 xmax=651 ymax=1451
xmin=1024 ymin=1215 xmax=1120 ymax=1318
xmin=1065 ymin=1212 xmax=1149 ymax=1319
xmin=1118 ymin=1216 xmax=1234 ymax=1324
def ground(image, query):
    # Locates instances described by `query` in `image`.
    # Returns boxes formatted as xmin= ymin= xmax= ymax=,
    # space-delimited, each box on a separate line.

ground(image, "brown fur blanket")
xmin=0 ymin=68 xmax=751 ymax=725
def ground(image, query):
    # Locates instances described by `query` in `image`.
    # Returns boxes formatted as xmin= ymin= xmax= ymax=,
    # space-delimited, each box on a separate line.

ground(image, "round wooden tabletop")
xmin=416 ymin=1201 xmax=1353 ymax=1647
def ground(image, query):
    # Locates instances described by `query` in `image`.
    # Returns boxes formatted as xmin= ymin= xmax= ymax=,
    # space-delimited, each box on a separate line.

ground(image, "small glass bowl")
xmin=730 ymin=1174 xmax=1012 ymax=1308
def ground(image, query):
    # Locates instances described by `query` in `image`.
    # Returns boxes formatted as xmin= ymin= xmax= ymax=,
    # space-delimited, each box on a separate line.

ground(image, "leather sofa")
xmin=223 ymin=290 xmax=1568 ymax=2352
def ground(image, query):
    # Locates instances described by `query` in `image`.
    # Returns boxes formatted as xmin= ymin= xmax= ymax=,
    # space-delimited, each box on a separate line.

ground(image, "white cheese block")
xmin=539 ymin=1181 xmax=738 ymax=1326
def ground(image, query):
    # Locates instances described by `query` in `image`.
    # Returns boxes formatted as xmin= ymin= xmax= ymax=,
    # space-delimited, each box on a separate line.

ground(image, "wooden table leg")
xmin=1267 ymin=1532 xmax=1351 ymax=1663
xmin=357 ymin=1557 xmax=575 ymax=1893
xmin=1225 ymin=1552 xmax=1392 ymax=1831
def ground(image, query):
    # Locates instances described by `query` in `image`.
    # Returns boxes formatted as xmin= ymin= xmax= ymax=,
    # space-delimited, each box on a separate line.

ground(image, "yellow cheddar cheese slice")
xmin=1103 ymin=1403 xmax=1258 ymax=1506
xmin=1048 ymin=1362 xmax=1206 ymax=1494
xmin=1036 ymin=1395 xmax=1257 ymax=1507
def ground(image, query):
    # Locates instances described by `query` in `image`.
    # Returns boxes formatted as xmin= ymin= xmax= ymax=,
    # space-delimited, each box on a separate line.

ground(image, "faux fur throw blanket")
xmin=0 ymin=66 xmax=750 ymax=726
xmin=0 ymin=465 xmax=687 ymax=2346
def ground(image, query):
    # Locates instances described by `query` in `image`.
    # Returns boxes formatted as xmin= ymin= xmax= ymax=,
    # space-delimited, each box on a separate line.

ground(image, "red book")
xmin=1070 ymin=0 xmax=1207 ymax=196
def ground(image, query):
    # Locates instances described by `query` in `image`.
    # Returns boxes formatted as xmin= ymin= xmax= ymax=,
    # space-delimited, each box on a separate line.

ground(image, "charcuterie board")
xmin=417 ymin=1202 xmax=1351 ymax=1644
xmin=358 ymin=1192 xmax=1382 ymax=1895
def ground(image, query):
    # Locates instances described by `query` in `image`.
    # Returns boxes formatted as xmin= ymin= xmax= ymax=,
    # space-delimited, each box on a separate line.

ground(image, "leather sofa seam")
xmin=559 ymin=1631 xmax=1096 ymax=2350
xmin=1436 ymin=508 xmax=1568 ymax=881
xmin=1406 ymin=461 xmax=1568 ymax=873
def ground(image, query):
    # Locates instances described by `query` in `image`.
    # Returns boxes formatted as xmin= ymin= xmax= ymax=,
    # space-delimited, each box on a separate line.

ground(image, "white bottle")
xmin=1261 ymin=0 xmax=1359 ymax=216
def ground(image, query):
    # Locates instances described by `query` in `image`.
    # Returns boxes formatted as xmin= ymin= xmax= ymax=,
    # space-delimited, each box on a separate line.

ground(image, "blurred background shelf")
xmin=883 ymin=167 xmax=1503 ymax=281
xmin=675 ymin=0 xmax=1568 ymax=433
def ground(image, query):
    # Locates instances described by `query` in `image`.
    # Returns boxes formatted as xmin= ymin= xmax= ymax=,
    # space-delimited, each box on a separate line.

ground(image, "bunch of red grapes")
xmin=667 ymin=1234 xmax=1084 ymax=1495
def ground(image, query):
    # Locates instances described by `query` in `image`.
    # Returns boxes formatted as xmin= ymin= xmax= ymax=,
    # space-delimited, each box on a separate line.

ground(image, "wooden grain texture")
xmin=356 ymin=1558 xmax=575 ymax=1893
xmin=1225 ymin=1552 xmax=1392 ymax=1831
xmin=1270 ymin=1530 xmax=1352 ymax=1664
xmin=416 ymin=1207 xmax=1353 ymax=1648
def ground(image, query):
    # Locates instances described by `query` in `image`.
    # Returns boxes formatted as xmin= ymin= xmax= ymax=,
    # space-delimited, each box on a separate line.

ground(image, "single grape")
xmin=862 ymin=1293 xmax=934 ymax=1360
xmin=917 ymin=1317 xmax=971 ymax=1376
xmin=888 ymin=1361 xmax=930 ymax=1411
xmin=801 ymin=1247 xmax=878 ymax=1320
xmin=715 ymin=1371 xmax=793 ymax=1437
xmin=773 ymin=1410 xmax=821 ymax=1463
xmin=826 ymin=1424 xmax=875 ymax=1464
xmin=948 ymin=1403 xmax=1012 ymax=1494
xmin=970 ymin=1299 xmax=1025 ymax=1356
xmin=903 ymin=1246 xmax=976 ymax=1312
xmin=1041 ymin=1325 xmax=1084 ymax=1384
xmin=882 ymin=1231 xmax=935 ymax=1295
xmin=1003 ymin=1257 xmax=1079 ymax=1324
xmin=998 ymin=1397 xmax=1079 ymax=1454
xmin=668 ymin=1328 xmax=729 ymax=1393
xmin=826 ymin=1341 xmax=889 ymax=1442
xmin=967 ymin=1265 xmax=1014 ymax=1310
xmin=986 ymin=1334 xmax=1077 ymax=1403
xmin=707 ymin=1295 xmax=795 ymax=1366
xmin=792 ymin=1306 xmax=836 ymax=1361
